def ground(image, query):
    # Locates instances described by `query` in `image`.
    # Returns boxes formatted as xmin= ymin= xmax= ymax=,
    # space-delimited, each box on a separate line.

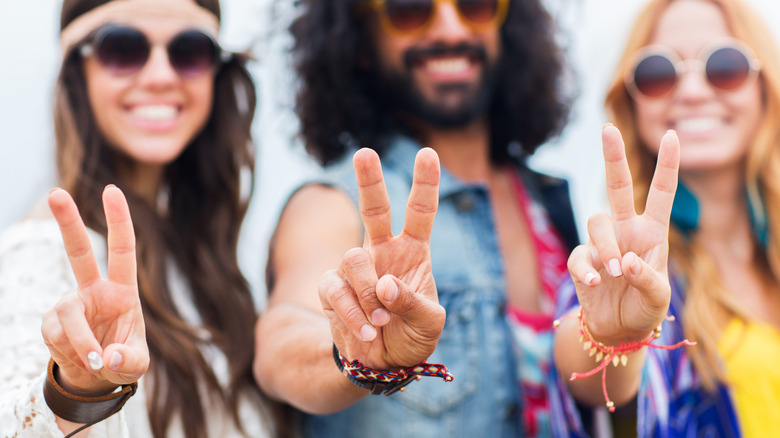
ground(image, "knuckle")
xmin=54 ymin=293 xmax=79 ymax=316
xmin=357 ymin=284 xmax=378 ymax=304
xmin=341 ymin=247 xmax=369 ymax=268
xmin=342 ymin=305 xmax=367 ymax=328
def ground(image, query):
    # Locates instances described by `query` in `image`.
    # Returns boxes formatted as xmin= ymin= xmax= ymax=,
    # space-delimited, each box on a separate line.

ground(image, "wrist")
xmin=332 ymin=344 xmax=453 ymax=396
xmin=44 ymin=358 xmax=138 ymax=437
xmin=54 ymin=364 xmax=119 ymax=398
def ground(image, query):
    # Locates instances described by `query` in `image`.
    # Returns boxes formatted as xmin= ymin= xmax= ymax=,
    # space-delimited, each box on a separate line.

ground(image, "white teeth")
xmin=675 ymin=117 xmax=721 ymax=133
xmin=426 ymin=57 xmax=470 ymax=74
xmin=131 ymin=105 xmax=178 ymax=121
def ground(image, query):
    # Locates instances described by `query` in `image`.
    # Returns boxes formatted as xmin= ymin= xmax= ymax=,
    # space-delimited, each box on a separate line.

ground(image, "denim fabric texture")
xmin=302 ymin=136 xmax=578 ymax=438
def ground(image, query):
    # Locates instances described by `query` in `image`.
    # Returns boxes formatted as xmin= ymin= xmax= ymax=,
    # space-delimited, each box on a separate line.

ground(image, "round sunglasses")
xmin=365 ymin=0 xmax=509 ymax=36
xmin=625 ymin=38 xmax=761 ymax=99
xmin=79 ymin=24 xmax=227 ymax=77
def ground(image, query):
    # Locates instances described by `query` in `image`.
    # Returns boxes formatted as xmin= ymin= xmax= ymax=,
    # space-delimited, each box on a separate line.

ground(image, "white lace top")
xmin=0 ymin=218 xmax=270 ymax=437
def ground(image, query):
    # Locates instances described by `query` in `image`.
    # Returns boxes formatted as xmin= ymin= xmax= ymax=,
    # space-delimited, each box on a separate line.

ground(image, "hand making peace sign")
xmin=567 ymin=125 xmax=680 ymax=345
xmin=41 ymin=186 xmax=149 ymax=396
xmin=318 ymin=147 xmax=445 ymax=370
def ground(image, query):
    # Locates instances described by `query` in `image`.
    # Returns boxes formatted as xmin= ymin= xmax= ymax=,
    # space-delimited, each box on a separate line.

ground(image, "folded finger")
xmin=49 ymin=188 xmax=101 ymax=288
xmin=55 ymin=293 xmax=103 ymax=372
xmin=402 ymin=148 xmax=440 ymax=241
xmin=318 ymin=268 xmax=376 ymax=342
xmin=339 ymin=248 xmax=390 ymax=327
xmin=567 ymin=245 xmax=601 ymax=287
xmin=354 ymin=148 xmax=393 ymax=245
xmin=587 ymin=212 xmax=623 ymax=278
xmin=103 ymin=186 xmax=138 ymax=287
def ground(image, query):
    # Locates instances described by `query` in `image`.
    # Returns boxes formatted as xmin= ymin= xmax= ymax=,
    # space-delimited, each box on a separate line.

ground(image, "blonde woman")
xmin=551 ymin=0 xmax=780 ymax=436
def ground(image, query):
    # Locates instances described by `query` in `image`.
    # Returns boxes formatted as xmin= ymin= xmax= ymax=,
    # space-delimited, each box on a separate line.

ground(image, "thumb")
xmin=101 ymin=341 xmax=149 ymax=385
xmin=376 ymin=275 xmax=445 ymax=338
xmin=621 ymin=252 xmax=671 ymax=311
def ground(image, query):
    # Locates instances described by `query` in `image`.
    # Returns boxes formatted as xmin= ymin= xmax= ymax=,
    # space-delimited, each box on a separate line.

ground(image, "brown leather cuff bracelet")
xmin=43 ymin=358 xmax=138 ymax=436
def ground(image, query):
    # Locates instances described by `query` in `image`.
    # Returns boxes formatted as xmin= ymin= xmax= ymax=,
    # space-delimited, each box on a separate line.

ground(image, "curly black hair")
xmin=290 ymin=0 xmax=575 ymax=166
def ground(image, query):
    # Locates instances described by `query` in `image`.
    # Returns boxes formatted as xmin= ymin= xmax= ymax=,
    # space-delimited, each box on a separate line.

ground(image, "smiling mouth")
xmin=129 ymin=104 xmax=180 ymax=122
xmin=673 ymin=117 xmax=723 ymax=134
xmin=423 ymin=56 xmax=472 ymax=75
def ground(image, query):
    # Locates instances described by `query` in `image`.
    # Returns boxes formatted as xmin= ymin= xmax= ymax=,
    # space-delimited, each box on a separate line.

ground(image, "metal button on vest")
xmin=456 ymin=194 xmax=476 ymax=212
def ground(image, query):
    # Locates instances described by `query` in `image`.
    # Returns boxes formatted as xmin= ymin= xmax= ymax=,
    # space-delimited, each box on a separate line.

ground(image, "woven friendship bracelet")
xmin=332 ymin=344 xmax=454 ymax=395
xmin=553 ymin=308 xmax=695 ymax=412
xmin=43 ymin=358 xmax=138 ymax=437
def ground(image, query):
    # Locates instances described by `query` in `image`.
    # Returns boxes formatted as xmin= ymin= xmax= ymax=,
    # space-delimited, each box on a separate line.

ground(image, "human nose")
xmin=425 ymin=1 xmax=472 ymax=42
xmin=674 ymin=60 xmax=715 ymax=102
xmin=136 ymin=46 xmax=178 ymax=89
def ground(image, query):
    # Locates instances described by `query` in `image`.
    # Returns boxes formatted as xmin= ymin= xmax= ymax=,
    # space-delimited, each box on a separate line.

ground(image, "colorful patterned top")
xmin=506 ymin=169 xmax=568 ymax=438
xmin=548 ymin=275 xmax=741 ymax=438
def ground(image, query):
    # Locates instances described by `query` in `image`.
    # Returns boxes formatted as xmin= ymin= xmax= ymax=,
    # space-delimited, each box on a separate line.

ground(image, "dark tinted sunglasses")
xmin=366 ymin=0 xmax=509 ymax=35
xmin=625 ymin=39 xmax=761 ymax=99
xmin=79 ymin=24 xmax=226 ymax=77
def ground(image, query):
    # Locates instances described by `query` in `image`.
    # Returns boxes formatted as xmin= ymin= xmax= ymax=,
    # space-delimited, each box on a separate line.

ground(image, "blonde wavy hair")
xmin=605 ymin=0 xmax=780 ymax=391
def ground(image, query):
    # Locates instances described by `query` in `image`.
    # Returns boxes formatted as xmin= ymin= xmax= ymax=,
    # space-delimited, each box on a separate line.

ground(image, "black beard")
xmin=375 ymin=43 xmax=497 ymax=129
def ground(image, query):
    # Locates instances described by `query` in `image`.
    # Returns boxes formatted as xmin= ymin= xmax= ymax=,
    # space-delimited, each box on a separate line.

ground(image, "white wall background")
xmin=2 ymin=0 xmax=779 ymax=300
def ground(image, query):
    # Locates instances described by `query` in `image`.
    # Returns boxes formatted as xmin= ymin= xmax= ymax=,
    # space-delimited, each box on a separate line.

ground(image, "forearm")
xmin=553 ymin=312 xmax=645 ymax=409
xmin=254 ymin=304 xmax=369 ymax=414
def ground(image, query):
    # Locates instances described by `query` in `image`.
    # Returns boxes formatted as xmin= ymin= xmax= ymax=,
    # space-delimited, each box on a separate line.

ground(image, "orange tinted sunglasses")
xmin=364 ymin=0 xmax=509 ymax=36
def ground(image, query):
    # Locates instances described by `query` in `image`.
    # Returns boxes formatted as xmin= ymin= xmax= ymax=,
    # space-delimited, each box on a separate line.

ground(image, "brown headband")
xmin=59 ymin=0 xmax=220 ymax=56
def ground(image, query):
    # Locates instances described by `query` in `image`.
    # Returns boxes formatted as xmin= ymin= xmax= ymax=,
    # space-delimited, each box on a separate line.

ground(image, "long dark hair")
xmin=290 ymin=0 xmax=574 ymax=165
xmin=55 ymin=1 xmax=268 ymax=436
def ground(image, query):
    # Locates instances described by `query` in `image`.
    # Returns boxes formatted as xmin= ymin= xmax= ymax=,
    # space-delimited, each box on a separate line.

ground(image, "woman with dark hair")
xmin=0 ymin=0 xmax=275 ymax=436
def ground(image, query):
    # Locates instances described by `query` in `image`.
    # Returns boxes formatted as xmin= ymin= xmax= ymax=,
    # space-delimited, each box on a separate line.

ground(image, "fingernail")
xmin=384 ymin=279 xmax=399 ymax=302
xmin=360 ymin=324 xmax=377 ymax=341
xmin=584 ymin=272 xmax=596 ymax=285
xmin=371 ymin=308 xmax=390 ymax=326
xmin=628 ymin=254 xmax=642 ymax=275
xmin=88 ymin=351 xmax=103 ymax=371
xmin=608 ymin=258 xmax=623 ymax=277
xmin=109 ymin=352 xmax=123 ymax=370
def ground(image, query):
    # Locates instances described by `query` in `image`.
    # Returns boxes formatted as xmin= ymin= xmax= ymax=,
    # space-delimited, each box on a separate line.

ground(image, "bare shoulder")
xmin=274 ymin=184 xmax=362 ymax=256
xmin=268 ymin=183 xmax=363 ymax=307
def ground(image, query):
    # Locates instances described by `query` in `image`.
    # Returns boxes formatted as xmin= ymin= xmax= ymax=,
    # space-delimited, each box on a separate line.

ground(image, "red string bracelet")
xmin=553 ymin=308 xmax=695 ymax=412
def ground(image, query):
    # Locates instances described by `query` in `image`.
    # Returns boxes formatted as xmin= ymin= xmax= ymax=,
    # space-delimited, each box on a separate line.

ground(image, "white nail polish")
xmin=88 ymin=351 xmax=104 ymax=370
xmin=608 ymin=259 xmax=623 ymax=277
xmin=584 ymin=272 xmax=596 ymax=285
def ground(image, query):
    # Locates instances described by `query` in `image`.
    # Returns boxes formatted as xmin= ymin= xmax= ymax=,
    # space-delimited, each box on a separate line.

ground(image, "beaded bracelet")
xmin=333 ymin=344 xmax=454 ymax=395
xmin=553 ymin=308 xmax=695 ymax=412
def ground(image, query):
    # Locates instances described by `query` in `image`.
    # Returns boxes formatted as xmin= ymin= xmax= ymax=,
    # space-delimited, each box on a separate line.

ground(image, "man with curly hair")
xmin=254 ymin=1 xmax=584 ymax=436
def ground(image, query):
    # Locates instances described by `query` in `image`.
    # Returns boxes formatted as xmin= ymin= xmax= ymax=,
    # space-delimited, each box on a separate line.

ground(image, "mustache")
xmin=403 ymin=43 xmax=488 ymax=68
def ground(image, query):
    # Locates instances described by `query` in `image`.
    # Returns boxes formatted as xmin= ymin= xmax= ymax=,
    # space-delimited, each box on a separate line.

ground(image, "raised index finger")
xmin=103 ymin=186 xmax=137 ymax=287
xmin=402 ymin=148 xmax=440 ymax=241
xmin=603 ymin=124 xmax=636 ymax=221
xmin=49 ymin=188 xmax=101 ymax=288
xmin=644 ymin=130 xmax=680 ymax=227
xmin=354 ymin=148 xmax=393 ymax=245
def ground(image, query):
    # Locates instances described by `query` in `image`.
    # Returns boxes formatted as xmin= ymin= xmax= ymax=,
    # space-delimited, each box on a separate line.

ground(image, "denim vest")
xmin=303 ymin=137 xmax=578 ymax=438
